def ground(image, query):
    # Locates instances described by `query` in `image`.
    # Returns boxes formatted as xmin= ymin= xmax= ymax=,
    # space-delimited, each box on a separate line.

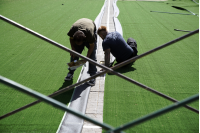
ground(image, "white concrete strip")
xmin=82 ymin=0 xmax=117 ymax=132
xmin=83 ymin=126 xmax=102 ymax=129
xmin=81 ymin=0 xmax=124 ymax=131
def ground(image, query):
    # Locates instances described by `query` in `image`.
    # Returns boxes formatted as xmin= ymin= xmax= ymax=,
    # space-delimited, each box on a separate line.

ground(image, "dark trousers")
xmin=115 ymin=38 xmax=138 ymax=65
xmin=68 ymin=39 xmax=97 ymax=76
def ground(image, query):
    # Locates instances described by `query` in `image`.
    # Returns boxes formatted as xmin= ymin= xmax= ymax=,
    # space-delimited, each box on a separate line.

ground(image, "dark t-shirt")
xmin=67 ymin=18 xmax=96 ymax=43
xmin=102 ymin=32 xmax=134 ymax=62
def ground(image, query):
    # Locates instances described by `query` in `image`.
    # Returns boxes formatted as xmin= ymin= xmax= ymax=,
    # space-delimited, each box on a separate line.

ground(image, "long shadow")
xmin=70 ymin=82 xmax=90 ymax=102
xmin=53 ymin=80 xmax=74 ymax=105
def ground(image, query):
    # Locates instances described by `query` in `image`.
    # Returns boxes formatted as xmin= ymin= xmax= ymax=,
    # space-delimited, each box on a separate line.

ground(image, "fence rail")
xmin=0 ymin=14 xmax=199 ymax=132
xmin=0 ymin=76 xmax=198 ymax=133
xmin=0 ymin=76 xmax=115 ymax=131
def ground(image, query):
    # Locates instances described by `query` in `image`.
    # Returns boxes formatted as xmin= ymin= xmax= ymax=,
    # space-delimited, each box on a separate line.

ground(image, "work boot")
xmin=87 ymin=78 xmax=96 ymax=86
xmin=127 ymin=38 xmax=137 ymax=48
xmin=127 ymin=38 xmax=138 ymax=56
xmin=65 ymin=72 xmax=73 ymax=81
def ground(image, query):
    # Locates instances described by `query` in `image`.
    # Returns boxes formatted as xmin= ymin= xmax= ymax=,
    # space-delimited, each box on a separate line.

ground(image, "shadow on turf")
xmin=70 ymin=83 xmax=90 ymax=102
xmin=53 ymin=80 xmax=74 ymax=104
xmin=53 ymin=80 xmax=90 ymax=104
xmin=108 ymin=62 xmax=136 ymax=75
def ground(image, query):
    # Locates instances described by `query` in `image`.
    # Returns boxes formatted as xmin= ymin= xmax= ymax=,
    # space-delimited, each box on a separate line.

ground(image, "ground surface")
xmin=103 ymin=0 xmax=199 ymax=133
xmin=0 ymin=0 xmax=199 ymax=132
xmin=0 ymin=0 xmax=104 ymax=132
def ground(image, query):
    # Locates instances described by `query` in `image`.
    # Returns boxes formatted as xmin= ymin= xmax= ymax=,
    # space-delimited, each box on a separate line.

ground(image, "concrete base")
xmin=82 ymin=0 xmax=116 ymax=132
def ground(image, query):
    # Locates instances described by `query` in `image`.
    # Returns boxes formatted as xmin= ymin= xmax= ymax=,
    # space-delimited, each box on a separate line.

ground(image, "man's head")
xmin=73 ymin=30 xmax=86 ymax=45
xmin=97 ymin=26 xmax=108 ymax=40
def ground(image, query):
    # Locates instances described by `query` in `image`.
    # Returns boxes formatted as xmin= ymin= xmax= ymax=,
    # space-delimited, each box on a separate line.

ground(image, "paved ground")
xmin=81 ymin=0 xmax=116 ymax=132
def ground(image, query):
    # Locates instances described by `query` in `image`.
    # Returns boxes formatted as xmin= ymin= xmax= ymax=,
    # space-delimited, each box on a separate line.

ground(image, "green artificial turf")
xmin=0 ymin=0 xmax=104 ymax=132
xmin=103 ymin=0 xmax=199 ymax=133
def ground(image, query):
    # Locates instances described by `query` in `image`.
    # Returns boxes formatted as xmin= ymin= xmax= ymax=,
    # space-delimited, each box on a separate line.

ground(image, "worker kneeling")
xmin=97 ymin=26 xmax=138 ymax=68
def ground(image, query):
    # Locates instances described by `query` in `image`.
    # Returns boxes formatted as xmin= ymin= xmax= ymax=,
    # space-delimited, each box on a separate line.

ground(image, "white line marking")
xmin=107 ymin=0 xmax=110 ymax=31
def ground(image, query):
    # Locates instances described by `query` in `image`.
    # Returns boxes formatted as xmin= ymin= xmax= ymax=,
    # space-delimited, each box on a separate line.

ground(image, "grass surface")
xmin=103 ymin=0 xmax=199 ymax=132
xmin=0 ymin=0 xmax=104 ymax=132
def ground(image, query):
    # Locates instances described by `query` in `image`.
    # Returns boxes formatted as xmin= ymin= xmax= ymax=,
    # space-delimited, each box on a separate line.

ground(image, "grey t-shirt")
xmin=67 ymin=18 xmax=96 ymax=43
xmin=102 ymin=31 xmax=134 ymax=62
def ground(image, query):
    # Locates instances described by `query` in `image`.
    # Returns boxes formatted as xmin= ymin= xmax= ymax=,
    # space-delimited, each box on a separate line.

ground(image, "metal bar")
xmin=174 ymin=29 xmax=191 ymax=32
xmin=0 ymin=76 xmax=114 ymax=131
xmin=193 ymin=0 xmax=199 ymax=4
xmin=107 ymin=94 xmax=199 ymax=133
xmin=112 ymin=29 xmax=199 ymax=69
xmin=0 ymin=15 xmax=114 ymax=74
xmin=0 ymin=14 xmax=198 ymax=92
xmin=0 ymin=28 xmax=198 ymax=120
xmin=0 ymin=8 xmax=198 ymax=133
xmin=172 ymin=6 xmax=198 ymax=16
xmin=0 ymin=14 xmax=160 ymax=96
xmin=0 ymin=100 xmax=40 ymax=120
xmin=150 ymin=11 xmax=193 ymax=15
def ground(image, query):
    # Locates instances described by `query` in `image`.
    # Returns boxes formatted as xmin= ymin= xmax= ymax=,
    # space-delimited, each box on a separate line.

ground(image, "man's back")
xmin=102 ymin=31 xmax=133 ymax=62
xmin=67 ymin=18 xmax=96 ymax=43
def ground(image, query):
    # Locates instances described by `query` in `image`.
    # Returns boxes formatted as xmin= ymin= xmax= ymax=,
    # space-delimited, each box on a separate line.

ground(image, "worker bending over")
xmin=97 ymin=26 xmax=138 ymax=68
xmin=65 ymin=18 xmax=97 ymax=86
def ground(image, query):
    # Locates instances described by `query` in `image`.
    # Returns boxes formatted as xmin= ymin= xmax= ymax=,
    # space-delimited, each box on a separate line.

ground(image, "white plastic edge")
xmin=113 ymin=0 xmax=123 ymax=36
xmin=56 ymin=64 xmax=85 ymax=133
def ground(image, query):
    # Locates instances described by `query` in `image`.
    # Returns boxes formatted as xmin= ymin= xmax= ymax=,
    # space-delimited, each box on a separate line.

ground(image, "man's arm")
xmin=104 ymin=48 xmax=110 ymax=67
xmin=69 ymin=37 xmax=76 ymax=58
xmin=86 ymin=43 xmax=95 ymax=58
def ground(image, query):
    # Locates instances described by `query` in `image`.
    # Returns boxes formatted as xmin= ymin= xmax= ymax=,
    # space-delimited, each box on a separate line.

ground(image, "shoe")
xmin=127 ymin=38 xmax=138 ymax=55
xmin=133 ymin=47 xmax=138 ymax=56
xmin=127 ymin=38 xmax=137 ymax=48
xmin=65 ymin=72 xmax=73 ymax=81
xmin=87 ymin=78 xmax=96 ymax=86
